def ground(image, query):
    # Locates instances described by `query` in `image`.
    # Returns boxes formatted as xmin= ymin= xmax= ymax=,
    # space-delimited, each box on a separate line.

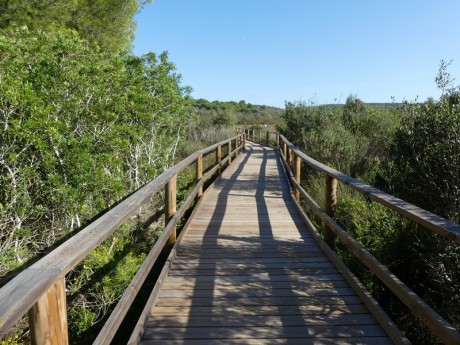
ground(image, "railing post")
xmin=165 ymin=176 xmax=177 ymax=248
xmin=286 ymin=147 xmax=291 ymax=169
xmin=282 ymin=141 xmax=287 ymax=161
xmin=216 ymin=144 xmax=222 ymax=174
xmin=293 ymin=154 xmax=301 ymax=201
xmin=227 ymin=140 xmax=232 ymax=164
xmin=196 ymin=154 xmax=203 ymax=201
xmin=266 ymin=131 xmax=269 ymax=146
xmin=259 ymin=131 xmax=262 ymax=143
xmin=243 ymin=133 xmax=246 ymax=152
xmin=28 ymin=277 xmax=68 ymax=345
xmin=324 ymin=175 xmax=338 ymax=246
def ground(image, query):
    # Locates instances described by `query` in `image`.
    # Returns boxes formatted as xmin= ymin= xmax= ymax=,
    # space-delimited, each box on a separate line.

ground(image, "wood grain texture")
xmin=196 ymin=154 xmax=203 ymax=200
xmin=324 ymin=175 xmax=338 ymax=245
xmin=141 ymin=142 xmax=397 ymax=345
xmin=28 ymin=277 xmax=68 ymax=345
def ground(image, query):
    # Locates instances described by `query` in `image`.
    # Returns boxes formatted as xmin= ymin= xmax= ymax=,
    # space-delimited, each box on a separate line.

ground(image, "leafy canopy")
xmin=0 ymin=0 xmax=152 ymax=52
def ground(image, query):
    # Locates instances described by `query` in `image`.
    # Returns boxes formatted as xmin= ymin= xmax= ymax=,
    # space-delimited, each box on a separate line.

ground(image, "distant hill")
xmin=192 ymin=99 xmax=284 ymax=126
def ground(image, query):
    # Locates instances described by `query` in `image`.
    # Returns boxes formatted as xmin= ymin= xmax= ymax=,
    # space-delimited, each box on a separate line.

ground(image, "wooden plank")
xmin=147 ymin=314 xmax=378 ymax=328
xmin=169 ymin=261 xmax=335 ymax=270
xmin=161 ymin=279 xmax=352 ymax=291
xmin=140 ymin=337 xmax=394 ymax=345
xmin=142 ymin=325 xmax=387 ymax=339
xmin=175 ymin=252 xmax=324 ymax=259
xmin=170 ymin=257 xmax=329 ymax=264
xmin=154 ymin=295 xmax=364 ymax=307
xmin=166 ymin=268 xmax=341 ymax=276
xmin=176 ymin=246 xmax=324 ymax=254
xmin=158 ymin=287 xmax=357 ymax=298
xmin=151 ymin=304 xmax=369 ymax=317
xmin=163 ymin=274 xmax=347 ymax=284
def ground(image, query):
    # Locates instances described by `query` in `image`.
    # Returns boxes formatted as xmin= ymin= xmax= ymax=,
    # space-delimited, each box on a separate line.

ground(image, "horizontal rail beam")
xmin=278 ymin=134 xmax=460 ymax=244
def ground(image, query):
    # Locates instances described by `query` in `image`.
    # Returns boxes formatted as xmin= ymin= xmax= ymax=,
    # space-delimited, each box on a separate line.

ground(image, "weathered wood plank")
xmin=158 ymin=287 xmax=357 ymax=298
xmin=170 ymin=256 xmax=329 ymax=264
xmin=154 ymin=295 xmax=364 ymax=307
xmin=163 ymin=274 xmax=347 ymax=284
xmin=142 ymin=325 xmax=387 ymax=339
xmin=161 ymin=280 xmax=352 ymax=291
xmin=166 ymin=267 xmax=341 ymax=276
xmin=147 ymin=314 xmax=378 ymax=328
xmin=169 ymin=261 xmax=334 ymax=270
xmin=151 ymin=304 xmax=369 ymax=317
xmin=140 ymin=337 xmax=394 ymax=345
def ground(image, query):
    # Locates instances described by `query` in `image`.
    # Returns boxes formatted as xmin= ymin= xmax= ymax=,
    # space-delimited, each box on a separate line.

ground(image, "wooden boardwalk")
xmin=140 ymin=142 xmax=396 ymax=345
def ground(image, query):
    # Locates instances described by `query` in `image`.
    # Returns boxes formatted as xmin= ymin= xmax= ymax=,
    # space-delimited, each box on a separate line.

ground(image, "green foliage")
xmin=0 ymin=27 xmax=191 ymax=340
xmin=0 ymin=0 xmax=152 ymax=52
xmin=381 ymin=66 xmax=460 ymax=341
xmin=279 ymin=100 xmax=400 ymax=179
xmin=388 ymin=94 xmax=460 ymax=222
xmin=0 ymin=335 xmax=24 ymax=345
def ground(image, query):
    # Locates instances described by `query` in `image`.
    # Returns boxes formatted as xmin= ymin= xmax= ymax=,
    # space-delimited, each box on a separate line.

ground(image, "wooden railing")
xmin=0 ymin=134 xmax=245 ymax=345
xmin=238 ymin=127 xmax=278 ymax=147
xmin=245 ymin=129 xmax=460 ymax=345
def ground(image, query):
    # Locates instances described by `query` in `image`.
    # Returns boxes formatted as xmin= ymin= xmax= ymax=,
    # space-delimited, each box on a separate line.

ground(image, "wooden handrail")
xmin=0 ymin=134 xmax=244 ymax=344
xmin=275 ymin=132 xmax=460 ymax=345
xmin=278 ymin=134 xmax=460 ymax=244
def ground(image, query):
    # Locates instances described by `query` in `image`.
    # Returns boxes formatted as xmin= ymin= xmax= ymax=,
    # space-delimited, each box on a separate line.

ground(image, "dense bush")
xmin=0 ymin=27 xmax=191 ymax=342
xmin=388 ymin=96 xmax=460 ymax=223
xmin=279 ymin=99 xmax=399 ymax=180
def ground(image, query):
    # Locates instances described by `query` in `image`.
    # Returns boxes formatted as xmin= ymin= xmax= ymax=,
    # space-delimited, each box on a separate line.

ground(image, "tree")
xmin=0 ymin=0 xmax=152 ymax=52
xmin=342 ymin=94 xmax=366 ymax=133
xmin=0 ymin=26 xmax=191 ymax=280
xmin=389 ymin=67 xmax=460 ymax=222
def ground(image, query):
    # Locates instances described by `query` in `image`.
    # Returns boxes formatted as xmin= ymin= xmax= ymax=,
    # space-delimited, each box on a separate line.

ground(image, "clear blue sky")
xmin=134 ymin=1 xmax=460 ymax=107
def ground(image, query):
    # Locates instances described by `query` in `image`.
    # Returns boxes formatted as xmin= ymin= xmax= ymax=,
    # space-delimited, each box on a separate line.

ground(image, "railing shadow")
xmin=182 ymin=144 xmax=254 ymax=337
